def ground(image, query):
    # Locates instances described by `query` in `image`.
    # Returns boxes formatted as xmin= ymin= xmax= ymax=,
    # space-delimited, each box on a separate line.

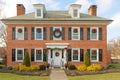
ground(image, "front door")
xmin=53 ymin=50 xmax=62 ymax=67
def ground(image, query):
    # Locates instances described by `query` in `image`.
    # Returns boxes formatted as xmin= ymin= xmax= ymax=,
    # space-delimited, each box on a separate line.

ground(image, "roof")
xmin=1 ymin=11 xmax=113 ymax=24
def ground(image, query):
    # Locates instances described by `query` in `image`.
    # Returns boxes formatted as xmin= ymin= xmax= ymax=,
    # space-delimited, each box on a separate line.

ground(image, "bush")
xmin=0 ymin=66 xmax=2 ymax=69
xmin=39 ymin=65 xmax=46 ymax=70
xmin=108 ymin=64 xmax=120 ymax=69
xmin=84 ymin=52 xmax=91 ymax=67
xmin=77 ymin=64 xmax=87 ymax=71
xmin=30 ymin=65 xmax=39 ymax=71
xmin=7 ymin=66 xmax=13 ymax=70
xmin=68 ymin=65 xmax=76 ymax=70
xmin=13 ymin=65 xmax=19 ymax=71
xmin=23 ymin=51 xmax=31 ymax=67
xmin=87 ymin=64 xmax=102 ymax=71
xmin=19 ymin=65 xmax=31 ymax=71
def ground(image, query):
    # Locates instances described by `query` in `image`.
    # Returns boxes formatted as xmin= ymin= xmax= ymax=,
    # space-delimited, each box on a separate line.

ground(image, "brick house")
xmin=2 ymin=3 xmax=112 ymax=67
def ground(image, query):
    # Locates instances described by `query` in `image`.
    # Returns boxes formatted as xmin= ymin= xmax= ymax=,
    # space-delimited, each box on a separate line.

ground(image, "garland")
xmin=53 ymin=29 xmax=62 ymax=38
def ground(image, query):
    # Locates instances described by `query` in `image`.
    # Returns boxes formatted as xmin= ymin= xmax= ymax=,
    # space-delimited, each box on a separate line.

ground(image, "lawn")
xmin=0 ymin=73 xmax=49 ymax=80
xmin=68 ymin=73 xmax=120 ymax=80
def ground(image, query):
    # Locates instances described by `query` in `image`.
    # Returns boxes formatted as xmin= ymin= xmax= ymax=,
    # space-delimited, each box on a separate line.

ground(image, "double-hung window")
xmin=16 ymin=48 xmax=24 ymax=62
xmin=90 ymin=27 xmax=98 ymax=40
xmin=90 ymin=48 xmax=99 ymax=62
xmin=16 ymin=27 xmax=24 ymax=40
xmin=72 ymin=27 xmax=80 ymax=40
xmin=35 ymin=27 xmax=43 ymax=40
xmin=72 ymin=48 xmax=80 ymax=62
xmin=35 ymin=8 xmax=43 ymax=18
xmin=35 ymin=48 xmax=43 ymax=62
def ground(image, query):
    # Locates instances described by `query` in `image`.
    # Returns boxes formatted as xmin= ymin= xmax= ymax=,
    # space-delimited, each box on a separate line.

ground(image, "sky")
xmin=0 ymin=0 xmax=120 ymax=43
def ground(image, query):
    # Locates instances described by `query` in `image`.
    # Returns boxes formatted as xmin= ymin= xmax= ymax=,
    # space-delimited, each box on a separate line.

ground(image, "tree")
xmin=23 ymin=51 xmax=31 ymax=67
xmin=84 ymin=52 xmax=91 ymax=67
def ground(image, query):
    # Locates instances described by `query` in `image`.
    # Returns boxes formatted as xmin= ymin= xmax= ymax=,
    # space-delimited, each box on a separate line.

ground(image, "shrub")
xmin=13 ymin=65 xmax=19 ymax=71
xmin=19 ymin=65 xmax=31 ymax=71
xmin=87 ymin=64 xmax=102 ymax=71
xmin=7 ymin=66 xmax=13 ymax=70
xmin=68 ymin=65 xmax=76 ymax=70
xmin=23 ymin=51 xmax=31 ymax=67
xmin=77 ymin=64 xmax=87 ymax=71
xmin=108 ymin=64 xmax=120 ymax=69
xmin=0 ymin=66 xmax=2 ymax=69
xmin=84 ymin=52 xmax=91 ymax=67
xmin=30 ymin=65 xmax=39 ymax=71
xmin=39 ymin=65 xmax=46 ymax=70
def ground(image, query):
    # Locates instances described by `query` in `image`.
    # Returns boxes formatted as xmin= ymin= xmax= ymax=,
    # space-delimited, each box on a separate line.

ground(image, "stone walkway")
xmin=50 ymin=69 xmax=68 ymax=80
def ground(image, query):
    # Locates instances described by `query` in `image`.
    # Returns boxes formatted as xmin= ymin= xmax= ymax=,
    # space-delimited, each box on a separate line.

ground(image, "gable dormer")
xmin=69 ymin=4 xmax=81 ymax=18
xmin=33 ymin=3 xmax=46 ymax=18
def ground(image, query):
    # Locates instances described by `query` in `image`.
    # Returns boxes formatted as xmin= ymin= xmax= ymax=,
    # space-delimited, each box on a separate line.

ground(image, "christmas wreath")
xmin=73 ymin=28 xmax=78 ymax=33
xmin=55 ymin=51 xmax=59 ymax=57
xmin=37 ymin=28 xmax=41 ymax=33
xmin=73 ymin=50 xmax=78 ymax=54
xmin=92 ymin=50 xmax=96 ymax=54
xmin=18 ymin=28 xmax=22 ymax=33
xmin=53 ymin=29 xmax=62 ymax=38
xmin=37 ymin=50 xmax=41 ymax=54
xmin=18 ymin=50 xmax=22 ymax=54
xmin=92 ymin=29 xmax=97 ymax=33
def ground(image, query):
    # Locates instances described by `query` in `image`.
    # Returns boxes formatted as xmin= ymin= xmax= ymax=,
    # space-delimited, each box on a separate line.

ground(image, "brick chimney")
xmin=88 ymin=5 xmax=97 ymax=16
xmin=17 ymin=4 xmax=25 ymax=16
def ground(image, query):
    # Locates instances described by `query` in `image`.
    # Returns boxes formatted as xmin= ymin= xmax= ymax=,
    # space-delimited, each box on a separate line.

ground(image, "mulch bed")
xmin=65 ymin=69 xmax=120 ymax=76
xmin=0 ymin=68 xmax=51 ymax=76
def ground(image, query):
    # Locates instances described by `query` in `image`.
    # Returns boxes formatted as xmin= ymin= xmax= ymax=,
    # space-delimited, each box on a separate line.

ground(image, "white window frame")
xmin=15 ymin=48 xmax=24 ymax=62
xmin=90 ymin=48 xmax=99 ymax=62
xmin=34 ymin=48 xmax=43 ymax=62
xmin=71 ymin=48 xmax=80 ymax=62
xmin=90 ymin=27 xmax=99 ymax=40
xmin=16 ymin=27 xmax=24 ymax=40
xmin=72 ymin=27 xmax=80 ymax=40
xmin=53 ymin=27 xmax=62 ymax=40
xmin=35 ymin=7 xmax=43 ymax=18
xmin=35 ymin=27 xmax=43 ymax=40
xmin=72 ymin=8 xmax=79 ymax=18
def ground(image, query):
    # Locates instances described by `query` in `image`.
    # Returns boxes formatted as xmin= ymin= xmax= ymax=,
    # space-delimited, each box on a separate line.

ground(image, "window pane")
xmin=37 ymin=9 xmax=41 ymax=16
xmin=36 ymin=49 xmax=42 ymax=60
xmin=17 ymin=28 xmax=24 ymax=40
xmin=36 ymin=28 xmax=42 ymax=39
xmin=17 ymin=50 xmax=23 ymax=60
xmin=73 ymin=9 xmax=78 ymax=17
xmin=91 ymin=33 xmax=97 ymax=39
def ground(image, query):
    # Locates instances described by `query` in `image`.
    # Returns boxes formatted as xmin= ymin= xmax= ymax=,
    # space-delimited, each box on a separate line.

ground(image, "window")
xmin=72 ymin=48 xmax=80 ymax=62
xmin=35 ymin=8 xmax=43 ymax=18
xmin=73 ymin=9 xmax=78 ymax=17
xmin=72 ymin=27 xmax=80 ymax=40
xmin=35 ymin=27 xmax=43 ymax=40
xmin=16 ymin=48 xmax=24 ymax=62
xmin=37 ymin=9 xmax=41 ymax=17
xmin=90 ymin=27 xmax=98 ymax=40
xmin=53 ymin=27 xmax=62 ymax=40
xmin=35 ymin=48 xmax=43 ymax=62
xmin=90 ymin=48 xmax=99 ymax=62
xmin=16 ymin=27 xmax=24 ymax=40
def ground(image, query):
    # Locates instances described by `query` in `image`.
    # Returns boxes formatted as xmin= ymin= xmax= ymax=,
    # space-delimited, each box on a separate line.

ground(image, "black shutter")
xmin=87 ymin=49 xmax=90 ymax=59
xmin=12 ymin=49 xmax=16 ymax=62
xmin=68 ymin=49 xmax=71 ymax=61
xmin=43 ymin=27 xmax=46 ymax=40
xmin=24 ymin=27 xmax=28 ymax=40
xmin=50 ymin=27 xmax=53 ymax=40
xmin=12 ymin=27 xmax=16 ymax=40
xmin=99 ymin=28 xmax=102 ymax=40
xmin=68 ymin=28 xmax=71 ymax=40
xmin=31 ymin=27 xmax=34 ymax=40
xmin=80 ymin=49 xmax=84 ymax=62
xmin=51 ymin=49 xmax=53 ymax=58
xmin=62 ymin=27 xmax=65 ymax=40
xmin=80 ymin=28 xmax=83 ymax=40
xmin=99 ymin=49 xmax=102 ymax=61
xmin=43 ymin=49 xmax=46 ymax=61
xmin=31 ymin=49 xmax=34 ymax=61
xmin=87 ymin=28 xmax=90 ymax=40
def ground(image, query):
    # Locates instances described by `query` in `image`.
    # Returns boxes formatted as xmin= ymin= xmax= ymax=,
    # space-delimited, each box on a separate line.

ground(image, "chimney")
xmin=88 ymin=5 xmax=97 ymax=16
xmin=17 ymin=4 xmax=25 ymax=16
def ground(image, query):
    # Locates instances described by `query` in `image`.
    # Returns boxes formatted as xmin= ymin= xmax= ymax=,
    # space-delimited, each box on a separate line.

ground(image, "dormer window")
xmin=36 ymin=9 xmax=41 ymax=17
xmin=73 ymin=9 xmax=78 ymax=18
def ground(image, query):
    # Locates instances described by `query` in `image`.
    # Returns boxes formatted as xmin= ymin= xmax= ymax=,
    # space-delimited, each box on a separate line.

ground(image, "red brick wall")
xmin=7 ymin=24 xmax=108 ymax=67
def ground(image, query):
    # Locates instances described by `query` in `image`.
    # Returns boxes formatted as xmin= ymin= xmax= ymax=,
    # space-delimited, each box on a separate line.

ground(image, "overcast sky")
xmin=1 ymin=0 xmax=120 ymax=42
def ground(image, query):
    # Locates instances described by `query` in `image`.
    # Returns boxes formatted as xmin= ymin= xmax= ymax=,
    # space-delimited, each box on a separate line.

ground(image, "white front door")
xmin=53 ymin=50 xmax=62 ymax=67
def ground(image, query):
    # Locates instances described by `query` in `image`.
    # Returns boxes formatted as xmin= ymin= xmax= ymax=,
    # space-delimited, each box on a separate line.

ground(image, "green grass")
xmin=68 ymin=73 xmax=120 ymax=80
xmin=108 ymin=64 xmax=120 ymax=69
xmin=0 ymin=73 xmax=49 ymax=80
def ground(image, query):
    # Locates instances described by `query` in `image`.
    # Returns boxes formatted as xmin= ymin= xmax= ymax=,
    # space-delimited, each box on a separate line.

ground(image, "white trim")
xmin=53 ymin=27 xmax=62 ymax=40
xmin=16 ymin=27 xmax=24 ymax=40
xmin=90 ymin=27 xmax=99 ymax=40
xmin=15 ymin=48 xmax=24 ymax=62
xmin=90 ymin=48 xmax=99 ymax=62
xmin=34 ymin=27 xmax=43 ymax=40
xmin=35 ymin=7 xmax=43 ymax=18
xmin=71 ymin=48 xmax=80 ymax=62
xmin=34 ymin=48 xmax=43 ymax=62
xmin=71 ymin=27 xmax=80 ymax=40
